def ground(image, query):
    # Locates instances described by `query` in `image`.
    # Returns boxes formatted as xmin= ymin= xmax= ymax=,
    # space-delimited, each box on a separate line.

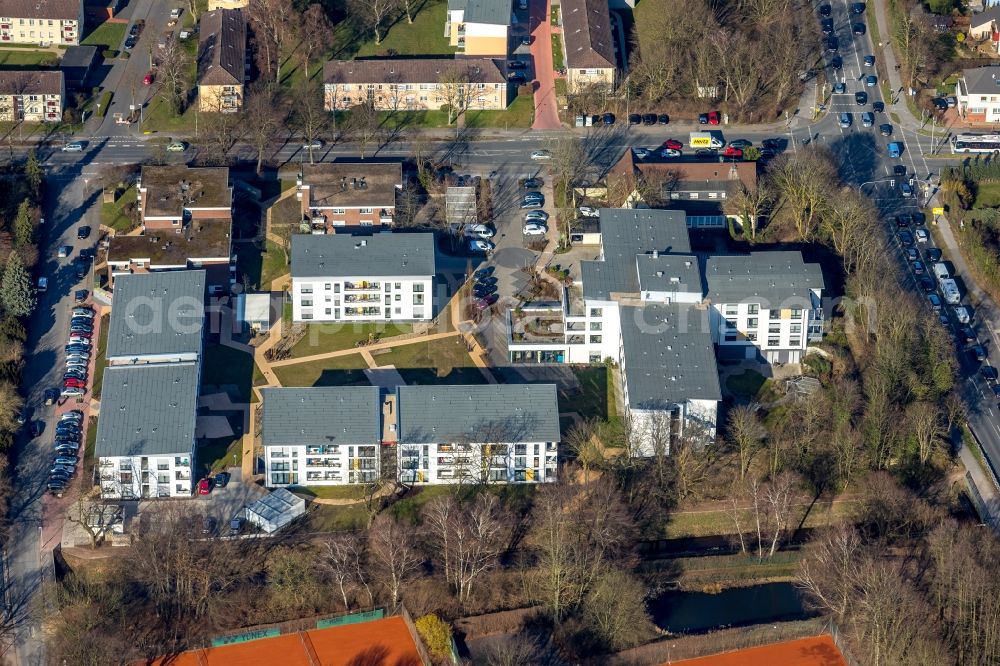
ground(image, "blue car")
xmin=866 ymin=75 xmax=877 ymax=87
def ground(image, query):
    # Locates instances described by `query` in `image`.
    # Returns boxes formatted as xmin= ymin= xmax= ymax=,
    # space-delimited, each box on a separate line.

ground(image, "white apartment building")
xmin=261 ymin=385 xmax=560 ymax=488
xmin=95 ymin=363 xmax=198 ymax=499
xmin=957 ymin=66 xmax=1000 ymax=123
xmin=0 ymin=0 xmax=81 ymax=46
xmin=0 ymin=71 xmax=64 ymax=123
xmin=290 ymin=234 xmax=435 ymax=323
xmin=507 ymin=208 xmax=826 ymax=454
xmin=446 ymin=0 xmax=512 ymax=56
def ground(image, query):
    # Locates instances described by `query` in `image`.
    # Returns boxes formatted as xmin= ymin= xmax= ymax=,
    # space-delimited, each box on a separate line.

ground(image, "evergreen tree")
xmin=1 ymin=252 xmax=35 ymax=318
xmin=24 ymin=150 xmax=42 ymax=201
xmin=13 ymin=200 xmax=33 ymax=248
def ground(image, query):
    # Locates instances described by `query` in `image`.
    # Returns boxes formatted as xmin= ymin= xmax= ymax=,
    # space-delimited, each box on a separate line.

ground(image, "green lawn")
xmin=83 ymin=416 xmax=98 ymax=490
xmin=974 ymin=182 xmax=1000 ymax=209
xmin=272 ymin=353 xmax=371 ymax=387
xmin=201 ymin=343 xmax=255 ymax=402
xmin=651 ymin=497 xmax=860 ymax=540
xmin=90 ymin=315 xmax=111 ymax=400
xmin=725 ymin=369 xmax=767 ymax=399
xmin=561 ymin=365 xmax=616 ymax=421
xmin=291 ymin=485 xmax=368 ymax=500
xmin=389 ymin=485 xmax=457 ymax=524
xmin=234 ymin=240 xmax=288 ymax=291
xmin=376 ymin=336 xmax=481 ymax=383
xmin=289 ymin=323 xmax=413 ymax=359
xmin=198 ymin=435 xmax=242 ymax=474
xmin=0 ymin=49 xmax=59 ymax=67
xmin=465 ymin=94 xmax=535 ymax=129
xmin=82 ymin=21 xmax=127 ymax=52
xmin=101 ymin=185 xmax=136 ymax=233
xmin=141 ymin=36 xmax=198 ymax=133
xmin=269 ymin=195 xmax=303 ymax=229
xmin=307 ymin=503 xmax=370 ymax=531
xmin=551 ymin=34 xmax=564 ymax=71
xmin=356 ymin=0 xmax=457 ymax=57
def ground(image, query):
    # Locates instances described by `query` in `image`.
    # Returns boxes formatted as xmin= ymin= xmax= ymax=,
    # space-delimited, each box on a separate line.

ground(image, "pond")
xmin=648 ymin=582 xmax=815 ymax=634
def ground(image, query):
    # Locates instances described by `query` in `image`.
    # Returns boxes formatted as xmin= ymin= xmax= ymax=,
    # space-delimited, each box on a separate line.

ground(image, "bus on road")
xmin=951 ymin=134 xmax=1000 ymax=153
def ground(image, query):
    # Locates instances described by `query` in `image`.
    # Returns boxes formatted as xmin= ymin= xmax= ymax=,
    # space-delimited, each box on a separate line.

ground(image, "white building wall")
xmin=0 ymin=16 xmax=80 ymax=46
xmin=398 ymin=441 xmax=558 ymax=484
xmin=98 ymin=453 xmax=193 ymax=499
xmin=292 ymin=275 xmax=433 ymax=322
xmin=710 ymin=300 xmax=815 ymax=363
xmin=264 ymin=444 xmax=379 ymax=487
xmin=465 ymin=22 xmax=508 ymax=38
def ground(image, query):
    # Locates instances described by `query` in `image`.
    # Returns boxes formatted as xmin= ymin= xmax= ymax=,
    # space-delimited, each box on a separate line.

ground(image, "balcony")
xmin=345 ymin=281 xmax=380 ymax=291
xmin=306 ymin=445 xmax=340 ymax=455
xmin=306 ymin=458 xmax=340 ymax=467
xmin=345 ymin=306 xmax=380 ymax=317
xmin=175 ymin=471 xmax=190 ymax=481
xmin=345 ymin=294 xmax=380 ymax=303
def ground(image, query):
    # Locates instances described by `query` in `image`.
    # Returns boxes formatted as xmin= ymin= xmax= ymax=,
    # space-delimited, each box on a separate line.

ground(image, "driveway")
xmin=530 ymin=0 xmax=562 ymax=130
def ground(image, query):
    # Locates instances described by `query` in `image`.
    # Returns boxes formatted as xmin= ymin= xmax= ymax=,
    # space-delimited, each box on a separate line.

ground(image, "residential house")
xmin=506 ymin=209 xmax=825 ymax=454
xmin=0 ymin=0 xmax=82 ymax=46
xmin=0 ymin=71 xmax=64 ymax=123
xmin=137 ymin=166 xmax=233 ymax=232
xmin=323 ymin=58 xmax=509 ymax=113
xmin=208 ymin=0 xmax=249 ymax=8
xmin=607 ymin=150 xmax=758 ymax=227
xmin=956 ymin=66 xmax=1000 ymax=123
xmin=105 ymin=270 xmax=205 ymax=366
xmin=446 ymin=0 xmax=512 ymax=56
xmin=197 ymin=8 xmax=247 ymax=112
xmin=261 ymin=384 xmax=560 ymax=487
xmin=559 ymin=0 xmax=617 ymax=93
xmin=95 ymin=362 xmax=198 ymax=499
xmin=970 ymin=7 xmax=1000 ymax=41
xmin=290 ymin=233 xmax=435 ymax=322
xmin=59 ymin=45 xmax=97 ymax=90
xmin=295 ymin=162 xmax=402 ymax=232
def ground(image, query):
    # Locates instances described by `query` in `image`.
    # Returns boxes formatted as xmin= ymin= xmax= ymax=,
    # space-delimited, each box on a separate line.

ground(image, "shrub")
xmin=414 ymin=613 xmax=453 ymax=659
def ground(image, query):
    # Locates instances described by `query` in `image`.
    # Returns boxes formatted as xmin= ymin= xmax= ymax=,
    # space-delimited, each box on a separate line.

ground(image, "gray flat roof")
xmin=705 ymin=252 xmax=824 ymax=308
xmin=95 ymin=363 xmax=199 ymax=458
xmin=635 ymin=253 xmax=702 ymax=296
xmin=448 ymin=0 xmax=512 ymax=25
xmin=619 ymin=305 xmax=721 ymax=408
xmin=291 ymin=233 xmax=436 ymax=278
xmin=261 ymin=387 xmax=382 ymax=446
xmin=581 ymin=208 xmax=691 ymax=300
xmin=397 ymin=384 xmax=561 ymax=444
xmin=106 ymin=271 xmax=205 ymax=360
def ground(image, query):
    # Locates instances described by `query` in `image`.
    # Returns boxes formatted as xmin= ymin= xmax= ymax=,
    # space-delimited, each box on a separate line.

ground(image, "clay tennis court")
xmin=669 ymin=634 xmax=848 ymax=666
xmin=146 ymin=615 xmax=422 ymax=666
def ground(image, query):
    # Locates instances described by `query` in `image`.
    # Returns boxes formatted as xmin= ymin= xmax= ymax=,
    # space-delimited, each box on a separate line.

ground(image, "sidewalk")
xmin=870 ymin=0 xmax=921 ymax=130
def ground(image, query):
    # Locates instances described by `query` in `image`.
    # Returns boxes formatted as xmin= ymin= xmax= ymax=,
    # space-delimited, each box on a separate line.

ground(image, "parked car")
xmin=475 ymin=293 xmax=499 ymax=310
xmin=861 ymin=112 xmax=874 ymax=127
xmin=657 ymin=114 xmax=670 ymax=125
xmin=508 ymin=73 xmax=527 ymax=84
xmin=143 ymin=71 xmax=154 ymax=85
xmin=982 ymin=365 xmax=999 ymax=381
xmin=198 ymin=478 xmax=213 ymax=495
xmin=879 ymin=123 xmax=892 ymax=136
xmin=602 ymin=113 xmax=616 ymax=125
xmin=530 ymin=150 xmax=551 ymax=160
xmin=925 ymin=248 xmax=942 ymax=262
xmin=68 ymin=330 xmax=93 ymax=339
xmin=60 ymin=387 xmax=85 ymax=398
xmin=663 ymin=139 xmax=683 ymax=150
xmin=661 ymin=148 xmax=682 ymax=158
xmin=819 ymin=3 xmax=832 ymax=15
xmin=852 ymin=22 xmax=866 ymax=34
xmin=166 ymin=141 xmax=187 ymax=152
xmin=972 ymin=345 xmax=988 ymax=362
xmin=57 ymin=245 xmax=72 ymax=258
xmin=63 ymin=378 xmax=86 ymax=389
xmin=628 ymin=113 xmax=641 ymax=125
xmin=912 ymin=260 xmax=925 ymax=275
xmin=578 ymin=206 xmax=599 ymax=218
xmin=827 ymin=37 xmax=838 ymax=52
xmin=524 ymin=210 xmax=549 ymax=223
xmin=464 ymin=224 xmax=495 ymax=239
xmin=698 ymin=110 xmax=720 ymax=125
xmin=72 ymin=307 xmax=94 ymax=318
xmin=74 ymin=289 xmax=88 ymax=304
xmin=722 ymin=146 xmax=743 ymax=158
xmin=214 ymin=472 xmax=231 ymax=488
xmin=900 ymin=182 xmax=913 ymax=198
xmin=898 ymin=230 xmax=914 ymax=245
xmin=203 ymin=517 xmax=218 ymax=535
xmin=728 ymin=139 xmax=752 ymax=149
xmin=915 ymin=228 xmax=929 ymax=243
xmin=905 ymin=247 xmax=918 ymax=261
xmin=467 ymin=239 xmax=495 ymax=253
xmin=507 ymin=60 xmax=527 ymax=69
xmin=522 ymin=177 xmax=543 ymax=189
xmin=123 ymin=36 xmax=137 ymax=50
xmin=37 ymin=277 xmax=47 ymax=292
xmin=523 ymin=222 xmax=547 ymax=236
xmin=919 ymin=276 xmax=935 ymax=292
xmin=831 ymin=55 xmax=842 ymax=69
xmin=821 ymin=18 xmax=834 ymax=34
xmin=520 ymin=195 xmax=544 ymax=209
xmin=473 ymin=266 xmax=494 ymax=282
xmin=642 ymin=113 xmax=656 ymax=125
xmin=473 ymin=283 xmax=496 ymax=299
xmin=30 ymin=421 xmax=44 ymax=438
xmin=170 ymin=7 xmax=183 ymax=18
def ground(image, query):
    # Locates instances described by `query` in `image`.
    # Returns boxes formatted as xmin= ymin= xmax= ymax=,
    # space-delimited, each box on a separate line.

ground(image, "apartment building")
xmin=290 ymin=233 xmax=435 ymax=323
xmin=507 ymin=209 xmax=825 ymax=453
xmin=560 ymin=0 xmax=617 ymax=93
xmin=957 ymin=66 xmax=1000 ymax=123
xmin=208 ymin=0 xmax=248 ymax=8
xmin=0 ymin=71 xmax=64 ymax=123
xmin=197 ymin=8 xmax=247 ymax=113
xmin=323 ymin=58 xmax=509 ymax=113
xmin=261 ymin=384 xmax=560 ymax=487
xmin=137 ymin=166 xmax=233 ymax=231
xmin=446 ymin=0 xmax=512 ymax=56
xmin=0 ymin=0 xmax=82 ymax=46
xmin=296 ymin=162 xmax=402 ymax=232
xmin=105 ymin=271 xmax=205 ymax=366
xmin=95 ymin=363 xmax=198 ymax=499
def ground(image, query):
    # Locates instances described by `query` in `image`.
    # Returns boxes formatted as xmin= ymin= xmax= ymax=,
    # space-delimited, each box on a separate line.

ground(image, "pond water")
xmin=648 ymin=582 xmax=814 ymax=634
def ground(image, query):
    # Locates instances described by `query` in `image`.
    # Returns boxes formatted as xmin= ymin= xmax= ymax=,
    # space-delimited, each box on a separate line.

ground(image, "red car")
xmin=723 ymin=146 xmax=743 ymax=158
xmin=143 ymin=71 xmax=154 ymax=85
xmin=707 ymin=110 xmax=720 ymax=125
xmin=63 ymin=378 xmax=86 ymax=389
xmin=69 ymin=330 xmax=93 ymax=339
xmin=198 ymin=478 xmax=212 ymax=494
xmin=663 ymin=139 xmax=683 ymax=150
xmin=475 ymin=293 xmax=499 ymax=310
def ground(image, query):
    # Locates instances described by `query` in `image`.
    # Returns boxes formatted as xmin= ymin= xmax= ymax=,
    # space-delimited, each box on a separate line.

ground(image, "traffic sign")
xmin=932 ymin=207 xmax=944 ymax=216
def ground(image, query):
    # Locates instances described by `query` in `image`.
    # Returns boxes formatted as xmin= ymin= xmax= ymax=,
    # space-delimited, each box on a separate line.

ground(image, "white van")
xmin=932 ymin=262 xmax=949 ymax=281
xmin=954 ymin=306 xmax=971 ymax=324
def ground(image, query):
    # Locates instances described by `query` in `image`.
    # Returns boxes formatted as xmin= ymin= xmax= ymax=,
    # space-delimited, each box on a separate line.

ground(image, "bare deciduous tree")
xmin=349 ymin=0 xmax=398 ymax=45
xmin=157 ymin=36 xmax=192 ymax=116
xmin=244 ymin=85 xmax=287 ymax=174
xmin=368 ymin=514 xmax=421 ymax=610
xmin=292 ymin=80 xmax=330 ymax=165
xmin=298 ymin=4 xmax=334 ymax=80
xmin=249 ymin=0 xmax=296 ymax=84
xmin=317 ymin=532 xmax=373 ymax=609
xmin=727 ymin=402 xmax=765 ymax=480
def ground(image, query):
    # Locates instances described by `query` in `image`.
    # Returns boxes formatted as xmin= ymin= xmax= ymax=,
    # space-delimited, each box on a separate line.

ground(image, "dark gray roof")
xmin=95 ymin=363 xmax=199 ymax=458
xmin=448 ymin=0 xmax=512 ymax=25
xmin=560 ymin=0 xmax=616 ymax=70
xmin=106 ymin=271 xmax=205 ymax=360
xmin=971 ymin=6 xmax=1000 ymax=29
xmin=581 ymin=208 xmax=691 ymax=299
xmin=197 ymin=8 xmax=246 ymax=86
xmin=261 ymin=387 xmax=381 ymax=446
xmin=961 ymin=66 xmax=1000 ymax=95
xmin=292 ymin=233 xmax=436 ymax=278
xmin=60 ymin=45 xmax=98 ymax=68
xmin=635 ymin=253 xmax=703 ymax=296
xmin=705 ymin=252 xmax=824 ymax=308
xmin=619 ymin=305 xmax=721 ymax=408
xmin=397 ymin=384 xmax=561 ymax=444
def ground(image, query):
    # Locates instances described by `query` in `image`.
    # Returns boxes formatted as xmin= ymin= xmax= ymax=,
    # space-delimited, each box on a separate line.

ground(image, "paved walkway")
xmin=530 ymin=0 xmax=562 ymax=130
xmin=871 ymin=0 xmax=921 ymax=130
